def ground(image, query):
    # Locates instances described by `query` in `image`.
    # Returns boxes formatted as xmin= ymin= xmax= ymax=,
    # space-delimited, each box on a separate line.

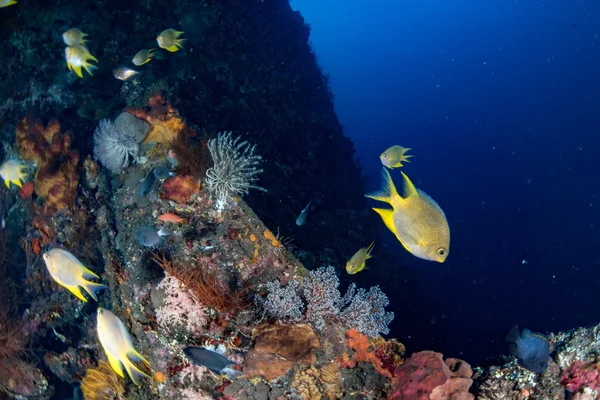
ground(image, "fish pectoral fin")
xmin=65 ymin=284 xmax=88 ymax=302
xmin=372 ymin=208 xmax=396 ymax=234
xmin=82 ymin=281 xmax=107 ymax=302
xmin=123 ymin=356 xmax=150 ymax=385
xmin=127 ymin=348 xmax=149 ymax=365
xmin=106 ymin=352 xmax=125 ymax=378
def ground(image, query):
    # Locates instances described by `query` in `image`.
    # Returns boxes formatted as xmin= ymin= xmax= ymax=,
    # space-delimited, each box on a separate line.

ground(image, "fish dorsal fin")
xmin=416 ymin=189 xmax=446 ymax=217
xmin=400 ymin=172 xmax=418 ymax=199
xmin=365 ymin=168 xmax=399 ymax=205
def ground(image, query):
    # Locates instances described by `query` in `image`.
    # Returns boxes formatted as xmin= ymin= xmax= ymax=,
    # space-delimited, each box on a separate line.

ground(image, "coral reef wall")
xmin=0 ymin=0 xmax=373 ymax=267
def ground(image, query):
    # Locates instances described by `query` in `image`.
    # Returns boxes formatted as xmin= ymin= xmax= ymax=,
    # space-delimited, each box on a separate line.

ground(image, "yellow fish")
xmin=65 ymin=45 xmax=98 ymax=78
xmin=156 ymin=29 xmax=186 ymax=52
xmin=96 ymin=308 xmax=150 ymax=385
xmin=42 ymin=248 xmax=107 ymax=302
xmin=62 ymin=28 xmax=88 ymax=46
xmin=0 ymin=160 xmax=27 ymax=188
xmin=132 ymin=48 xmax=155 ymax=66
xmin=380 ymin=145 xmax=413 ymax=169
xmin=365 ymin=168 xmax=450 ymax=263
xmin=346 ymin=241 xmax=375 ymax=274
xmin=0 ymin=0 xmax=17 ymax=8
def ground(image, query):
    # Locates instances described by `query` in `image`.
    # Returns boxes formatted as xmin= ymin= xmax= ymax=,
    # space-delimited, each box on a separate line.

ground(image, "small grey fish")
xmin=296 ymin=201 xmax=311 ymax=226
xmin=506 ymin=325 xmax=549 ymax=373
xmin=140 ymin=169 xmax=157 ymax=197
xmin=153 ymin=166 xmax=176 ymax=179
xmin=136 ymin=225 xmax=169 ymax=247
xmin=184 ymin=347 xmax=241 ymax=379
xmin=113 ymin=66 xmax=139 ymax=81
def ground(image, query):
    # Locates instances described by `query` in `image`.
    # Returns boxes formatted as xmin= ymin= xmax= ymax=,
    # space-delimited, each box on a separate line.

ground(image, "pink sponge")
xmin=389 ymin=351 xmax=474 ymax=400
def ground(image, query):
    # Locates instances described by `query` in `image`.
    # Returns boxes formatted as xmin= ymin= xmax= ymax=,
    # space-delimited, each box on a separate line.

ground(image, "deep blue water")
xmin=292 ymin=0 xmax=600 ymax=365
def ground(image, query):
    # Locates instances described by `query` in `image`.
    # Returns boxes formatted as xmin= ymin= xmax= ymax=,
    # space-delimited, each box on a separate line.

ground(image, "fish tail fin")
xmin=365 ymin=168 xmax=398 ymax=204
xmin=80 ymin=38 xmax=89 ymax=46
xmin=127 ymin=348 xmax=150 ymax=365
xmin=123 ymin=356 xmax=150 ymax=386
xmin=506 ymin=325 xmax=520 ymax=343
xmin=222 ymin=367 xmax=242 ymax=380
xmin=365 ymin=241 xmax=375 ymax=258
xmin=81 ymin=266 xmax=100 ymax=280
xmin=158 ymin=225 xmax=170 ymax=237
xmin=176 ymin=38 xmax=187 ymax=49
xmin=82 ymin=281 xmax=107 ymax=302
xmin=83 ymin=63 xmax=97 ymax=76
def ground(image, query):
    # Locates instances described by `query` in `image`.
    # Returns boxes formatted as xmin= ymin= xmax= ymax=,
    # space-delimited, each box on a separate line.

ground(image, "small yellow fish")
xmin=96 ymin=308 xmax=150 ymax=385
xmin=0 ymin=160 xmax=27 ymax=188
xmin=112 ymin=66 xmax=139 ymax=81
xmin=380 ymin=145 xmax=413 ymax=169
xmin=365 ymin=168 xmax=450 ymax=263
xmin=156 ymin=29 xmax=186 ymax=52
xmin=346 ymin=241 xmax=375 ymax=274
xmin=65 ymin=45 xmax=98 ymax=78
xmin=42 ymin=248 xmax=107 ymax=302
xmin=132 ymin=48 xmax=155 ymax=66
xmin=62 ymin=28 xmax=88 ymax=46
xmin=0 ymin=0 xmax=17 ymax=8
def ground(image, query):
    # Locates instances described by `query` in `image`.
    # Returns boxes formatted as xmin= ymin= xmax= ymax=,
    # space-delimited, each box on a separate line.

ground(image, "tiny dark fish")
xmin=184 ymin=347 xmax=241 ymax=379
xmin=506 ymin=325 xmax=549 ymax=373
xmin=136 ymin=225 xmax=169 ymax=247
xmin=153 ymin=166 xmax=176 ymax=179
xmin=140 ymin=169 xmax=157 ymax=197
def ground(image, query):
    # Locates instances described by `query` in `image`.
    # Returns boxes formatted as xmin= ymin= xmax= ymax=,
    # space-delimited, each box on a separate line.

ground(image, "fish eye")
xmin=436 ymin=248 xmax=447 ymax=257
xmin=159 ymin=35 xmax=164 ymax=39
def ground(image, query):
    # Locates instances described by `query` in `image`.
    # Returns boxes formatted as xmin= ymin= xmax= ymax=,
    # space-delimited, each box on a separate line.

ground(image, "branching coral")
xmin=80 ymin=360 xmax=125 ymax=400
xmin=15 ymin=117 xmax=79 ymax=209
xmin=151 ymin=252 xmax=248 ymax=314
xmin=205 ymin=131 xmax=266 ymax=205
xmin=258 ymin=266 xmax=394 ymax=338
xmin=156 ymin=271 xmax=208 ymax=335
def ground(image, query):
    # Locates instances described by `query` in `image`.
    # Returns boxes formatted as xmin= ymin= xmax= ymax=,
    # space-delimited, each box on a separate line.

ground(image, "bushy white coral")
xmin=205 ymin=131 xmax=266 ymax=205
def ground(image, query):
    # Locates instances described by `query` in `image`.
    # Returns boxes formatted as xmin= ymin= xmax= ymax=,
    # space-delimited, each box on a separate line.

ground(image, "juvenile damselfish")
xmin=42 ymin=248 xmax=107 ymax=302
xmin=0 ymin=159 xmax=27 ymax=188
xmin=65 ymin=45 xmax=98 ymax=78
xmin=132 ymin=49 xmax=155 ymax=66
xmin=156 ymin=29 xmax=186 ymax=52
xmin=62 ymin=28 xmax=88 ymax=46
xmin=346 ymin=241 xmax=375 ymax=274
xmin=380 ymin=145 xmax=413 ymax=169
xmin=365 ymin=168 xmax=450 ymax=262
xmin=97 ymin=308 xmax=150 ymax=385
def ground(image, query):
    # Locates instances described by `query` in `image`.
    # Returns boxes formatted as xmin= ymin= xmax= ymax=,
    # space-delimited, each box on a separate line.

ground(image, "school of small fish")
xmin=58 ymin=24 xmax=186 ymax=80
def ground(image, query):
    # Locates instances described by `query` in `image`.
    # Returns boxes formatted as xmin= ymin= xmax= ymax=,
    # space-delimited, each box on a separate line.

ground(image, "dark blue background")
xmin=292 ymin=0 xmax=600 ymax=364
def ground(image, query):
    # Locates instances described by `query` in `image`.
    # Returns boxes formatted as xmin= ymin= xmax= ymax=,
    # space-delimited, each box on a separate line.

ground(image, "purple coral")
xmin=260 ymin=266 xmax=394 ymax=338
xmin=156 ymin=273 xmax=208 ymax=335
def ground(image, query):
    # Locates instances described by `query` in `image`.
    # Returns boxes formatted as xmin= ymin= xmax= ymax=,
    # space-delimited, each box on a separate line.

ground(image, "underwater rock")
xmin=243 ymin=323 xmax=320 ymax=381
